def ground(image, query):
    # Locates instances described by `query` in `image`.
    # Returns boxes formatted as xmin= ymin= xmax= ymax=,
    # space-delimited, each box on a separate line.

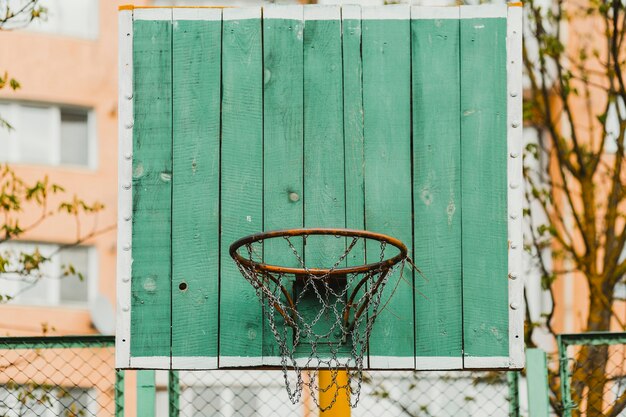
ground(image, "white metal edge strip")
xmin=415 ymin=356 xmax=463 ymax=371
xmin=411 ymin=6 xmax=459 ymax=20
xmin=223 ymin=7 xmax=260 ymax=21
xmin=362 ymin=5 xmax=410 ymax=20
xmin=130 ymin=356 xmax=171 ymax=370
xmin=263 ymin=5 xmax=303 ymax=21
xmin=460 ymin=4 xmax=507 ymax=19
xmin=219 ymin=356 xmax=264 ymax=368
xmin=116 ymin=8 xmax=133 ymax=370
xmin=369 ymin=356 xmax=414 ymax=369
xmin=304 ymin=5 xmax=340 ymax=20
xmin=134 ymin=8 xmax=172 ymax=21
xmin=172 ymin=356 xmax=218 ymax=369
xmin=172 ymin=8 xmax=221 ymax=21
xmin=341 ymin=4 xmax=361 ymax=20
xmin=463 ymin=356 xmax=511 ymax=369
xmin=507 ymin=4 xmax=524 ymax=370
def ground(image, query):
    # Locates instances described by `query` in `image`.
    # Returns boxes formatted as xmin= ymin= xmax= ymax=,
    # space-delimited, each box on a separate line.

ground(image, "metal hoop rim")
xmin=229 ymin=228 xmax=408 ymax=276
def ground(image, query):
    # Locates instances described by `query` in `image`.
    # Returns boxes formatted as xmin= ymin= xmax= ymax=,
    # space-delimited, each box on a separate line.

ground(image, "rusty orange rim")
xmin=229 ymin=228 xmax=408 ymax=276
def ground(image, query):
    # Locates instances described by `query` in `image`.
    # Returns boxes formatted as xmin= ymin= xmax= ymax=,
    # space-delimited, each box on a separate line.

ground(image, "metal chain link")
xmin=233 ymin=234 xmax=405 ymax=411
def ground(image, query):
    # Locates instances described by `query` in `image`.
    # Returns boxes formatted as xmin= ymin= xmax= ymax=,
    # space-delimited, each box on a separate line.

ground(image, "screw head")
xmin=289 ymin=192 xmax=300 ymax=202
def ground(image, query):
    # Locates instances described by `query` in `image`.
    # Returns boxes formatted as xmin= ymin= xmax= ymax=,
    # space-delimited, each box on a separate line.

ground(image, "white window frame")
xmin=0 ymin=101 xmax=97 ymax=169
xmin=0 ymin=242 xmax=98 ymax=308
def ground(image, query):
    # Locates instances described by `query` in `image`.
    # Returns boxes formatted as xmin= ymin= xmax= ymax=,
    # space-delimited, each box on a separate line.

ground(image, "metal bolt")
xmin=510 ymin=152 xmax=518 ymax=158
xmin=510 ymin=213 xmax=518 ymax=220
xmin=511 ymin=242 xmax=518 ymax=249
xmin=511 ymin=121 xmax=520 ymax=128
xmin=510 ymin=91 xmax=518 ymax=97
xmin=123 ymin=244 xmax=131 ymax=251
xmin=510 ymin=183 xmax=519 ymax=189
xmin=122 ymin=276 xmax=130 ymax=283
xmin=510 ymin=302 xmax=519 ymax=310
xmin=508 ymin=273 xmax=518 ymax=280
xmin=289 ymin=192 xmax=300 ymax=202
xmin=122 ymin=305 xmax=130 ymax=312
xmin=124 ymin=152 xmax=132 ymax=160
xmin=126 ymin=121 xmax=134 ymax=129
xmin=125 ymin=93 xmax=133 ymax=100
xmin=122 ymin=182 xmax=131 ymax=190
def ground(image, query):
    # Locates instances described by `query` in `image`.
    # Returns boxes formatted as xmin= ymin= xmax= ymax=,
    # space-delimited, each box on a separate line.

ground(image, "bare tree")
xmin=524 ymin=0 xmax=626 ymax=414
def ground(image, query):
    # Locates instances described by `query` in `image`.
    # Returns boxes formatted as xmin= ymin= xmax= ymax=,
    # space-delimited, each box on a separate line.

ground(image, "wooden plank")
xmin=131 ymin=15 xmax=172 ymax=360
xmin=460 ymin=10 xmax=509 ymax=363
xmin=262 ymin=5 xmax=304 ymax=362
xmin=171 ymin=8 xmax=221 ymax=368
xmin=361 ymin=6 xmax=414 ymax=368
xmin=300 ymin=5 xmax=345 ymax=357
xmin=219 ymin=7 xmax=264 ymax=366
xmin=342 ymin=5 xmax=368 ymax=367
xmin=136 ymin=370 xmax=155 ymax=417
xmin=526 ymin=349 xmax=550 ymax=417
xmin=411 ymin=7 xmax=463 ymax=368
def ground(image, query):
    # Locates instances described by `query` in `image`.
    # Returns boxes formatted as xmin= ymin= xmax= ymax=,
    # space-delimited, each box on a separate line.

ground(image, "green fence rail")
xmin=558 ymin=331 xmax=626 ymax=417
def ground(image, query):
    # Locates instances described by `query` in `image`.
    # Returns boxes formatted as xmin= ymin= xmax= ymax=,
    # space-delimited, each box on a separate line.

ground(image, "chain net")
xmin=232 ymin=234 xmax=410 ymax=411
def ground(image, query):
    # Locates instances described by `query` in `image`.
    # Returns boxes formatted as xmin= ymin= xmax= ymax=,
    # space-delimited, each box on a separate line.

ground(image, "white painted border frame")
xmin=506 ymin=3 xmax=525 ymax=370
xmin=117 ymin=4 xmax=525 ymax=371
xmin=115 ymin=7 xmax=133 ymax=369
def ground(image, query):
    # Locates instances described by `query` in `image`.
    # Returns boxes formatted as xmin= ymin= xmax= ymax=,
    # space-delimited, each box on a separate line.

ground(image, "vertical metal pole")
xmin=558 ymin=336 xmax=574 ymax=417
xmin=115 ymin=369 xmax=125 ymax=417
xmin=137 ymin=370 xmax=156 ymax=417
xmin=319 ymin=370 xmax=351 ymax=417
xmin=168 ymin=370 xmax=180 ymax=417
xmin=507 ymin=371 xmax=520 ymax=417
xmin=526 ymin=348 xmax=550 ymax=417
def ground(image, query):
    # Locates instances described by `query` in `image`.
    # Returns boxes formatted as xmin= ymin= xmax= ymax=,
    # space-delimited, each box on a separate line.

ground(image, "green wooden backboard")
xmin=116 ymin=4 xmax=524 ymax=371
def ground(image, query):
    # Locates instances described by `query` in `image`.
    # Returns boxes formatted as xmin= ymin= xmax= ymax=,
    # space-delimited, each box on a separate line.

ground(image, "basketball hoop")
xmin=229 ymin=228 xmax=413 ymax=410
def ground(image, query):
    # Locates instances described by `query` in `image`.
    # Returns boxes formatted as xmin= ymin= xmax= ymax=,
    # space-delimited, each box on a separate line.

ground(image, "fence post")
xmin=557 ymin=335 xmax=574 ymax=417
xmin=115 ymin=370 xmax=125 ymax=417
xmin=526 ymin=348 xmax=550 ymax=417
xmin=507 ymin=371 xmax=520 ymax=417
xmin=169 ymin=370 xmax=180 ymax=417
xmin=137 ymin=370 xmax=156 ymax=417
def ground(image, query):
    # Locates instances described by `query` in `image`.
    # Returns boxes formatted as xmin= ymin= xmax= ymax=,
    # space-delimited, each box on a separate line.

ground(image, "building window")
xmin=0 ymin=384 xmax=94 ymax=416
xmin=0 ymin=102 xmax=96 ymax=169
xmin=25 ymin=0 xmax=99 ymax=40
xmin=0 ymin=242 xmax=96 ymax=307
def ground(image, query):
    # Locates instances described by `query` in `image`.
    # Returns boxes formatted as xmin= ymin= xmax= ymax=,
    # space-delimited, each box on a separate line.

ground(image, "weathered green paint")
xmin=362 ymin=17 xmax=414 ymax=360
xmin=131 ymin=19 xmax=172 ymax=358
xmin=171 ymin=17 xmax=221 ymax=361
xmin=168 ymin=371 xmax=180 ymax=417
xmin=460 ymin=17 xmax=508 ymax=359
xmin=137 ymin=370 xmax=156 ymax=417
xmin=526 ymin=349 xmax=550 ymax=417
xmin=220 ymin=14 xmax=264 ymax=360
xmin=300 ymin=11 xmax=346 ymax=355
xmin=115 ymin=370 xmax=125 ymax=417
xmin=125 ymin=7 xmax=516 ymax=369
xmin=342 ymin=8 xmax=367 ymax=358
xmin=262 ymin=13 xmax=304 ymax=358
xmin=412 ymin=17 xmax=463 ymax=359
xmin=507 ymin=372 xmax=520 ymax=417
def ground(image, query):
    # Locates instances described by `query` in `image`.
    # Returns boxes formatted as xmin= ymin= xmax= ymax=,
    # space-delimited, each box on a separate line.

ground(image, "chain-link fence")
xmin=0 ymin=335 xmax=522 ymax=416
xmin=0 ymin=336 xmax=120 ymax=417
xmin=169 ymin=369 xmax=520 ymax=417
xmin=557 ymin=332 xmax=626 ymax=417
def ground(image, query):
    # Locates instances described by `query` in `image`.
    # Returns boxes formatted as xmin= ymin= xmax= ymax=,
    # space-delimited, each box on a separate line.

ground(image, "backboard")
xmin=116 ymin=3 xmax=523 ymax=371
